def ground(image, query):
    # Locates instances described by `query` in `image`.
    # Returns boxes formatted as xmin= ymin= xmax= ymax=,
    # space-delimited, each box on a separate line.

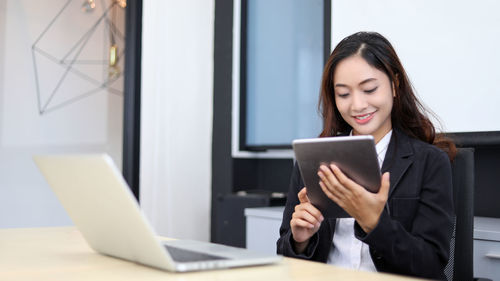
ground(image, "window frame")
xmin=232 ymin=0 xmax=332 ymax=158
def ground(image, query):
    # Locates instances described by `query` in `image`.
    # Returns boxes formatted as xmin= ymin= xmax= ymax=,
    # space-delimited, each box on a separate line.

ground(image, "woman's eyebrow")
xmin=359 ymin=78 xmax=377 ymax=85
xmin=334 ymin=78 xmax=377 ymax=88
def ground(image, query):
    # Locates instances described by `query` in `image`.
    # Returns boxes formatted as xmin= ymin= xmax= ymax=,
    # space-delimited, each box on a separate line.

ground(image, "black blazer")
xmin=277 ymin=129 xmax=453 ymax=280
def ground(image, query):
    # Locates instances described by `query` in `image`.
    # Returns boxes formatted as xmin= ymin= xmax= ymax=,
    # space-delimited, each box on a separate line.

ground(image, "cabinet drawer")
xmin=474 ymin=239 xmax=500 ymax=280
xmin=245 ymin=207 xmax=284 ymax=255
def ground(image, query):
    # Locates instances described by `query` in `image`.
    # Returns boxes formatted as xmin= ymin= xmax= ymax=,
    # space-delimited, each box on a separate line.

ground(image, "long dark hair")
xmin=318 ymin=32 xmax=456 ymax=160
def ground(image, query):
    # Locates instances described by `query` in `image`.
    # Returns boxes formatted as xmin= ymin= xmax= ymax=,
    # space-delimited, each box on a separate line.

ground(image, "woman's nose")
xmin=351 ymin=92 xmax=368 ymax=112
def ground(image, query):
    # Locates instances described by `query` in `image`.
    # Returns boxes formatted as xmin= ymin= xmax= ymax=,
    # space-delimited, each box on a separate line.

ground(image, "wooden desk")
xmin=0 ymin=227 xmax=420 ymax=281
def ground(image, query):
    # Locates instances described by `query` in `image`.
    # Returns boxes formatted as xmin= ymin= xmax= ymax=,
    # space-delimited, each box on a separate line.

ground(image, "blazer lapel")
xmin=381 ymin=129 xmax=414 ymax=199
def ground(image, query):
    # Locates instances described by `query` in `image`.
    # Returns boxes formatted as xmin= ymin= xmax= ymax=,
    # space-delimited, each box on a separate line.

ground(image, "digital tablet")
xmin=292 ymin=135 xmax=381 ymax=218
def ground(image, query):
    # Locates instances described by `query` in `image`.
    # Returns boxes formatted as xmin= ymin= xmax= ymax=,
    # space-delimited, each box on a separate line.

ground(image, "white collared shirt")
xmin=326 ymin=130 xmax=393 ymax=271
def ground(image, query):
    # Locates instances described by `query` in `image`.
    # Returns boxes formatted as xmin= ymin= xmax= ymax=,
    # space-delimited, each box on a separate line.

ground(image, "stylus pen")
xmin=385 ymin=202 xmax=391 ymax=216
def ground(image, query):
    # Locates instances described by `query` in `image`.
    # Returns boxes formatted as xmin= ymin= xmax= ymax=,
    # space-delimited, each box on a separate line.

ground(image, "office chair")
xmin=444 ymin=148 xmax=491 ymax=281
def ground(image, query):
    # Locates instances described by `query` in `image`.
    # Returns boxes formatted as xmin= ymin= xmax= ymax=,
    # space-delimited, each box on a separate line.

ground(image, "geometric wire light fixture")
xmin=31 ymin=0 xmax=126 ymax=115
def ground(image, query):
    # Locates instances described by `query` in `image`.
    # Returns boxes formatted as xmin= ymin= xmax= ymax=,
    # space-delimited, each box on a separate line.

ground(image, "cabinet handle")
xmin=485 ymin=253 xmax=500 ymax=260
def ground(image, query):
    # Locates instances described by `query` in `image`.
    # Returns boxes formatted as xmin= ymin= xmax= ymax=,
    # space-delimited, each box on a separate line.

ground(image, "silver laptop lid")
xmin=34 ymin=154 xmax=175 ymax=271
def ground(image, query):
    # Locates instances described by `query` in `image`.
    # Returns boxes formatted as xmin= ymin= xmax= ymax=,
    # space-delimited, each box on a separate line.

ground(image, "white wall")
xmin=0 ymin=0 xmax=124 ymax=228
xmin=140 ymin=0 xmax=214 ymax=241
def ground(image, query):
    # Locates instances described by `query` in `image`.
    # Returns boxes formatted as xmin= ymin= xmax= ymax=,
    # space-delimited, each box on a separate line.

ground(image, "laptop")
xmin=33 ymin=154 xmax=282 ymax=272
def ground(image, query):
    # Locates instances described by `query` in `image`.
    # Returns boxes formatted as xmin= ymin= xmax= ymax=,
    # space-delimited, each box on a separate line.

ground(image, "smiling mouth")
xmin=352 ymin=111 xmax=376 ymax=124
xmin=354 ymin=112 xmax=374 ymax=120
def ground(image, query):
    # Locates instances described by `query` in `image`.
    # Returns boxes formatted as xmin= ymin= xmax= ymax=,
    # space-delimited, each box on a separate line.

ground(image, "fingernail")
xmin=320 ymin=216 xmax=324 ymax=222
xmin=316 ymin=222 xmax=321 ymax=228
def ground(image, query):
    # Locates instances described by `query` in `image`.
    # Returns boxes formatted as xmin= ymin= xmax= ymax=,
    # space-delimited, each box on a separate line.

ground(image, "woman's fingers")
xmin=318 ymin=165 xmax=351 ymax=199
xmin=291 ymin=217 xmax=315 ymax=229
xmin=330 ymin=164 xmax=362 ymax=193
xmin=319 ymin=181 xmax=343 ymax=207
xmin=297 ymin=187 xmax=310 ymax=203
xmin=377 ymin=172 xmax=391 ymax=201
xmin=293 ymin=188 xmax=324 ymax=229
xmin=319 ymin=165 xmax=341 ymax=187
xmin=294 ymin=203 xmax=323 ymax=225
xmin=296 ymin=187 xmax=323 ymax=220
xmin=330 ymin=164 xmax=357 ymax=187
xmin=291 ymin=188 xmax=325 ymax=243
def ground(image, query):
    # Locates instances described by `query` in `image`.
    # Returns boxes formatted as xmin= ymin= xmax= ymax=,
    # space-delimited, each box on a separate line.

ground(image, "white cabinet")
xmin=474 ymin=217 xmax=500 ymax=281
xmin=245 ymin=207 xmax=284 ymax=255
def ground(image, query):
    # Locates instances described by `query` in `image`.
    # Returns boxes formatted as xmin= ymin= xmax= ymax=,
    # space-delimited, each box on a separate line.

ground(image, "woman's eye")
xmin=364 ymin=87 xmax=378 ymax=94
xmin=337 ymin=93 xmax=349 ymax=98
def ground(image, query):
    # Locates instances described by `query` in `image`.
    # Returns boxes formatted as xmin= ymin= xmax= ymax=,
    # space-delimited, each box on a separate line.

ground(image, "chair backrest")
xmin=444 ymin=148 xmax=475 ymax=281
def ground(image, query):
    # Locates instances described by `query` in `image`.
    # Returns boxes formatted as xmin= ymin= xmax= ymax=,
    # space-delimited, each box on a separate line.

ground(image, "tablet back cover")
xmin=292 ymin=136 xmax=381 ymax=218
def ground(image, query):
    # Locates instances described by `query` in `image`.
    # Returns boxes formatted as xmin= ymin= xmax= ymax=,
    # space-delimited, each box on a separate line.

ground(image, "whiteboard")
xmin=331 ymin=0 xmax=500 ymax=133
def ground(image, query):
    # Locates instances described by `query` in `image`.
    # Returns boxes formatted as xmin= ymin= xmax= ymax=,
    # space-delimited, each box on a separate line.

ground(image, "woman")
xmin=277 ymin=32 xmax=455 ymax=280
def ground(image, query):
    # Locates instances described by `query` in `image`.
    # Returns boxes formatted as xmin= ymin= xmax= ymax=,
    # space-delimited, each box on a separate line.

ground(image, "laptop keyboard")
xmin=164 ymin=245 xmax=229 ymax=263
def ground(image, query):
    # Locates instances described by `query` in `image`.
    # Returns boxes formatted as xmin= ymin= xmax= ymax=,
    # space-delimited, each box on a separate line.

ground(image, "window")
xmin=233 ymin=0 xmax=330 ymax=156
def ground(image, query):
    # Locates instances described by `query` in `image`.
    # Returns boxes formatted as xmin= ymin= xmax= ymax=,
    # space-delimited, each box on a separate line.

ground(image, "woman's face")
xmin=333 ymin=55 xmax=394 ymax=143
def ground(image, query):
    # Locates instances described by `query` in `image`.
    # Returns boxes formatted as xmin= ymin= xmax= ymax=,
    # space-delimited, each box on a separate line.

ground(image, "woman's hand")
xmin=318 ymin=164 xmax=390 ymax=233
xmin=290 ymin=187 xmax=324 ymax=253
